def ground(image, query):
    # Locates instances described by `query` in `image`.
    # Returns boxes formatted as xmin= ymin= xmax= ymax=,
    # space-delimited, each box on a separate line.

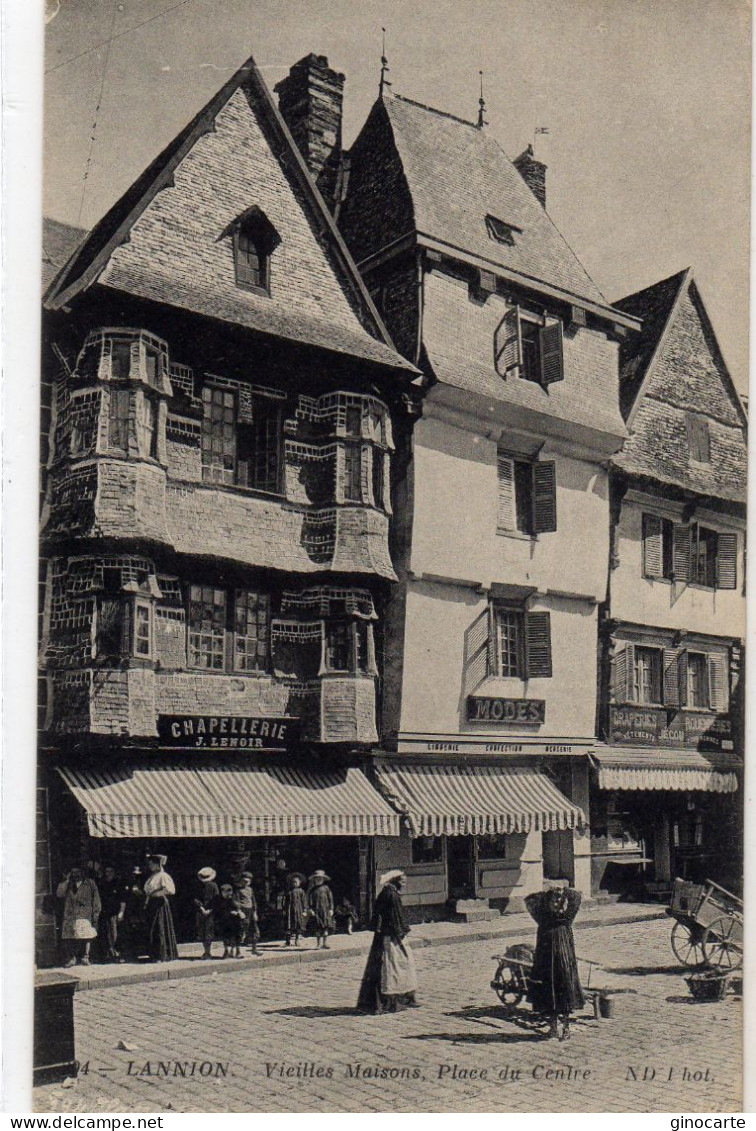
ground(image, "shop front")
xmin=370 ymin=759 xmax=587 ymax=919
xmin=588 ymin=746 xmax=741 ymax=898
xmin=50 ymin=756 xmax=399 ymax=946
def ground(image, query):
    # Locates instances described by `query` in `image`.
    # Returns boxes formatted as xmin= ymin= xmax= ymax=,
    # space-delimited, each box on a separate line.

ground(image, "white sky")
xmin=43 ymin=0 xmax=751 ymax=392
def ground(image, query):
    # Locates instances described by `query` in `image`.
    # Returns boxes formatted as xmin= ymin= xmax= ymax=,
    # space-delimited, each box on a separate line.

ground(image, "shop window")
xmin=497 ymin=450 xmax=557 ymax=535
xmin=633 ymin=646 xmax=663 ymax=705
xmin=492 ymin=605 xmax=552 ymax=679
xmin=494 ymin=306 xmax=564 ymax=385
xmin=477 ymin=833 xmax=508 ymax=860
xmin=411 ymin=836 xmax=444 ymax=864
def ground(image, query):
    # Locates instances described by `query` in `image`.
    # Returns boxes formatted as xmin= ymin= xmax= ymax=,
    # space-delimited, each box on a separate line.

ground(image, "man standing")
xmin=357 ymin=870 xmax=419 ymax=1013
xmin=99 ymin=865 xmax=128 ymax=962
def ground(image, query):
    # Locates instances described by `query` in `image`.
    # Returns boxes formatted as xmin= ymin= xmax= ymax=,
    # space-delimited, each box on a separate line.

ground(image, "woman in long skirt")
xmin=143 ymin=854 xmax=178 ymax=962
xmin=525 ymin=882 xmax=584 ymax=1041
xmin=357 ymin=870 xmax=419 ymax=1014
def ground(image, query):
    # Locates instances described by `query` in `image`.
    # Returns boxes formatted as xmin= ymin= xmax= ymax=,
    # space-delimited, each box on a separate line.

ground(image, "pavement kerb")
xmin=63 ymin=906 xmax=667 ymax=992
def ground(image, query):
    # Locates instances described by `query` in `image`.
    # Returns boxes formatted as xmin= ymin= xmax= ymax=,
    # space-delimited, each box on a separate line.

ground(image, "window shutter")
xmin=677 ymin=650 xmax=688 ymax=708
xmin=486 ymin=604 xmax=497 ymax=678
xmin=464 ymin=607 xmax=491 ymax=692
xmin=496 ymin=455 xmax=516 ymax=530
xmin=642 ymin=514 xmax=663 ymax=578
xmin=612 ymin=643 xmax=635 ymax=702
xmin=707 ymin=653 xmax=729 ymax=713
xmin=663 ymin=648 xmax=680 ymax=708
xmin=539 ymin=321 xmax=565 ymax=385
xmin=494 ymin=307 xmax=522 ymax=376
xmin=532 ymin=461 xmax=557 ymax=533
xmin=715 ymin=532 xmax=737 ymax=590
xmin=672 ymin=524 xmax=690 ymax=582
xmin=524 ymin=611 xmax=552 ymax=678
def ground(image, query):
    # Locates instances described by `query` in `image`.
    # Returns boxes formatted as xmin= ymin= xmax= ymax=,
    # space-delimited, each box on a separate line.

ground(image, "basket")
xmin=685 ymin=971 xmax=729 ymax=1002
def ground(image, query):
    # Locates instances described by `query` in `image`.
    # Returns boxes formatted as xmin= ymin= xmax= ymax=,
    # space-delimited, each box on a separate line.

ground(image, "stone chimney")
xmin=275 ymin=54 xmax=345 ymax=211
xmin=514 ymin=144 xmax=547 ymax=208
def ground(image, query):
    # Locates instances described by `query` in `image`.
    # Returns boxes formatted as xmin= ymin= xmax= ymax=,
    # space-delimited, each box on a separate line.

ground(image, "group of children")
xmin=194 ymin=867 xmax=261 ymax=959
xmin=194 ymin=865 xmax=359 ymax=957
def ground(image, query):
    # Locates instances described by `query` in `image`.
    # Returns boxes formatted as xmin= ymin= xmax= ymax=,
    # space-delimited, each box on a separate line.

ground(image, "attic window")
xmin=222 ymin=206 xmax=281 ymax=296
xmin=686 ymin=413 xmax=711 ymax=464
xmin=486 ymin=215 xmax=521 ymax=246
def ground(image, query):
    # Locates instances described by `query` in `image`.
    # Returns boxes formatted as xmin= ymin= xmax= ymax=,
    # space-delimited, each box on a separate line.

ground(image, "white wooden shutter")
xmin=672 ymin=524 xmax=690 ymax=582
xmin=677 ymin=650 xmax=688 ymax=707
xmin=642 ymin=514 xmax=663 ymax=578
xmin=532 ymin=461 xmax=557 ymax=533
xmin=539 ymin=321 xmax=565 ymax=385
xmin=496 ymin=454 xmax=516 ymax=530
xmin=707 ymin=653 xmax=729 ymax=712
xmin=464 ymin=607 xmax=492 ymax=691
xmin=494 ymin=307 xmax=522 ymax=377
xmin=524 ymin=611 xmax=552 ymax=678
xmin=612 ymin=643 xmax=635 ymax=702
xmin=715 ymin=533 xmax=737 ymax=590
xmin=663 ymin=648 xmax=680 ymax=708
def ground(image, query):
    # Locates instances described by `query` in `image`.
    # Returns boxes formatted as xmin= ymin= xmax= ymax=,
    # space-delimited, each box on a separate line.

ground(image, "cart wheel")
xmin=493 ymin=961 xmax=525 ymax=1007
xmin=671 ymin=920 xmax=706 ymax=967
xmin=702 ymin=916 xmax=742 ymax=970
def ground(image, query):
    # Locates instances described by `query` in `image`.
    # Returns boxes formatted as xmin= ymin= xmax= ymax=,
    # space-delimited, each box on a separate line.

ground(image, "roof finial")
xmin=379 ymin=28 xmax=391 ymax=95
xmin=477 ymin=70 xmax=487 ymax=128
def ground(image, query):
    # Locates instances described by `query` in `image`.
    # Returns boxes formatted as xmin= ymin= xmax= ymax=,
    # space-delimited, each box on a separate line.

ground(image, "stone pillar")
xmin=571 ymin=760 xmax=592 ymax=897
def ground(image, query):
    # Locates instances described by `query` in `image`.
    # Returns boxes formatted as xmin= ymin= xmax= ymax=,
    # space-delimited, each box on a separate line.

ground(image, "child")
xmin=217 ymin=883 xmax=246 ymax=958
xmin=283 ymin=874 xmax=307 ymax=947
xmin=307 ymin=870 xmax=334 ymax=950
xmin=334 ymin=895 xmax=359 ymax=935
xmin=234 ymin=871 xmax=261 ymax=957
xmin=194 ymin=867 xmax=219 ymax=959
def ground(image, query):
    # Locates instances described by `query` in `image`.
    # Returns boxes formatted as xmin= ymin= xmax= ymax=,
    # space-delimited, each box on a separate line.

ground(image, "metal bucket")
xmin=598 ymin=994 xmax=616 ymax=1018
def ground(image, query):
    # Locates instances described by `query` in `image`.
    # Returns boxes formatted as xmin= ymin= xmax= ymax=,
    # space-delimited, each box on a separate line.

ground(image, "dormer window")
xmin=486 ymin=215 xmax=521 ymax=246
xmin=494 ymin=306 xmax=564 ymax=386
xmin=223 ymin=206 xmax=281 ymax=296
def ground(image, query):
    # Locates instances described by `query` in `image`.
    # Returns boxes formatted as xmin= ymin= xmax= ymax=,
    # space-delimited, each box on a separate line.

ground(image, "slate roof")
xmin=42 ymin=218 xmax=87 ymax=290
xmin=43 ymin=56 xmax=416 ymax=376
xmin=383 ymin=93 xmax=608 ymax=308
xmin=613 ymin=268 xmax=690 ymax=418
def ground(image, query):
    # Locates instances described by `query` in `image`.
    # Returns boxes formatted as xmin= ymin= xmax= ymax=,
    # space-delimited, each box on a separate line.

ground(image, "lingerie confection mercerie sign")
xmin=158 ymin=715 xmax=298 ymax=750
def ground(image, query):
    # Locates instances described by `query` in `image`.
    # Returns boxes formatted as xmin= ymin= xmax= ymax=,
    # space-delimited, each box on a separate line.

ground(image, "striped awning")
xmin=589 ymin=747 xmax=740 ymax=793
xmin=374 ymin=763 xmax=585 ymax=837
xmin=58 ymin=762 xmax=400 ymax=838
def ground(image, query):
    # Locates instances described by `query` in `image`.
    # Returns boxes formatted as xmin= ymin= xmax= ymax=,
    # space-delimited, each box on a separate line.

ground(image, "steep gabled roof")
xmin=380 ymin=93 xmax=608 ymax=310
xmin=44 ymin=54 xmax=416 ymax=375
xmin=613 ymin=268 xmax=691 ymax=419
xmin=612 ymin=269 xmax=747 ymax=503
xmin=42 ymin=218 xmax=87 ymax=290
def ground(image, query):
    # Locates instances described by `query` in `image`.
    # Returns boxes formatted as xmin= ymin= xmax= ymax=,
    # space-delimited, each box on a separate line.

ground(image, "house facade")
xmin=36 ymin=54 xmax=416 ymax=964
xmin=592 ymin=269 xmax=746 ymax=898
xmin=323 ymin=80 xmax=643 ymax=917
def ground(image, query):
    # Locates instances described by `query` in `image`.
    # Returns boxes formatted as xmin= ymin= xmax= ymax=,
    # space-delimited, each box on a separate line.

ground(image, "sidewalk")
xmin=48 ymin=900 xmax=667 ymax=992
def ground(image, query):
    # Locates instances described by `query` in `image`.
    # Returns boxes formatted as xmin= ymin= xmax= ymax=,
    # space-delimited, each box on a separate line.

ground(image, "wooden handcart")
xmin=490 ymin=944 xmax=603 ymax=1011
xmin=666 ymin=877 xmax=743 ymax=970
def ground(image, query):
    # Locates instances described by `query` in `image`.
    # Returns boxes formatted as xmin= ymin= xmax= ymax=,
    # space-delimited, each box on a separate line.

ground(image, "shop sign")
xmin=158 ymin=714 xmax=298 ymax=750
xmin=467 ymin=696 xmax=545 ymax=724
xmin=609 ymin=706 xmax=732 ymax=751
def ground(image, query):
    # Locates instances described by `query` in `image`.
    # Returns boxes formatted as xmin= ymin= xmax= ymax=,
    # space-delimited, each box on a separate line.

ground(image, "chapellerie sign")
xmin=467 ymin=696 xmax=546 ymax=724
xmin=158 ymin=715 xmax=298 ymax=750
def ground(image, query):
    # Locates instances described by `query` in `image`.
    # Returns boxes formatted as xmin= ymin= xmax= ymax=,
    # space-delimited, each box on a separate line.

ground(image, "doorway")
xmin=447 ymin=835 xmax=475 ymax=898
xmin=542 ymin=829 xmax=574 ymax=884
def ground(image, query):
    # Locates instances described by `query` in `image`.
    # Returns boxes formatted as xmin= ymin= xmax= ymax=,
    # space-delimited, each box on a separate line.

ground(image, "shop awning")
xmin=589 ymin=747 xmax=740 ymax=793
xmin=58 ymin=762 xmax=400 ymax=838
xmin=374 ymin=763 xmax=585 ymax=837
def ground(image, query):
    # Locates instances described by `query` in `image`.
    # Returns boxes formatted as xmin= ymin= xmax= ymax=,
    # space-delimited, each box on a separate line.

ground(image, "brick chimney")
xmin=275 ymin=54 xmax=345 ymax=211
xmin=514 ymin=144 xmax=547 ymax=208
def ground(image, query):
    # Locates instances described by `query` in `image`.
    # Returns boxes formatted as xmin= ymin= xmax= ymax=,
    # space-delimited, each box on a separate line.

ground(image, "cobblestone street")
xmin=34 ymin=916 xmax=741 ymax=1113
